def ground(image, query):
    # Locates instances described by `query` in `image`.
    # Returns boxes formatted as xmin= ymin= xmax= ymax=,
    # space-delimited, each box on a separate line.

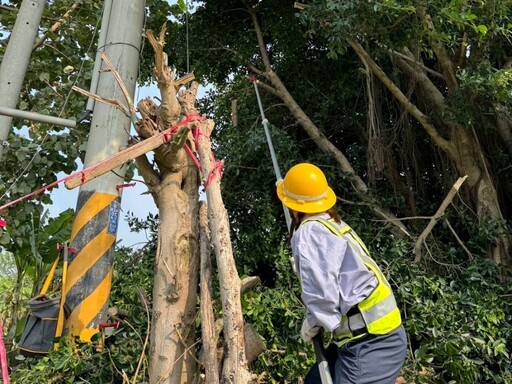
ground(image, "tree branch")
xmin=444 ymin=219 xmax=473 ymax=260
xmin=252 ymin=78 xmax=279 ymax=97
xmin=72 ymin=85 xmax=131 ymax=117
xmin=134 ymin=153 xmax=160 ymax=192
xmin=413 ymin=175 xmax=468 ymax=263
xmin=390 ymin=49 xmax=444 ymax=79
xmin=33 ymin=1 xmax=80 ymax=50
xmin=348 ymin=38 xmax=452 ymax=153
xmin=416 ymin=4 xmax=458 ymax=92
xmin=101 ymin=52 xmax=136 ymax=114
xmin=247 ymin=4 xmax=272 ymax=71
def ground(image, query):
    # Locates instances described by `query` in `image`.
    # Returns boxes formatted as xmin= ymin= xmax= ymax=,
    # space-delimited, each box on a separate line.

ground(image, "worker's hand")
xmin=300 ymin=318 xmax=320 ymax=344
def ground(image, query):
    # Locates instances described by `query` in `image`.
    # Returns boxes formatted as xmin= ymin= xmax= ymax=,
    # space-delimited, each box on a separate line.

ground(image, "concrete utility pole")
xmin=0 ymin=0 xmax=47 ymax=158
xmin=61 ymin=0 xmax=145 ymax=342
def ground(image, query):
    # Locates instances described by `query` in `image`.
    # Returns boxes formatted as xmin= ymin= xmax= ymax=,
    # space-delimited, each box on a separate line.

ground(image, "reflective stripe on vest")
xmin=302 ymin=218 xmax=402 ymax=345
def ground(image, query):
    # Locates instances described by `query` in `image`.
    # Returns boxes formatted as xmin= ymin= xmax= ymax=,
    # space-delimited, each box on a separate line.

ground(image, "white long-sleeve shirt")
xmin=291 ymin=213 xmax=378 ymax=332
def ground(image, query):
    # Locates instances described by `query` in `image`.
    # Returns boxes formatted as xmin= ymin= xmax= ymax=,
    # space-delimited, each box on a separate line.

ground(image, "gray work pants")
xmin=305 ymin=325 xmax=407 ymax=384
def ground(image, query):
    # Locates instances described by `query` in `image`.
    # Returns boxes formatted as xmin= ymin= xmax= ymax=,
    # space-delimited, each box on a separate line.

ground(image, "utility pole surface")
xmin=0 ymin=0 xmax=46 ymax=158
xmin=62 ymin=0 xmax=145 ymax=341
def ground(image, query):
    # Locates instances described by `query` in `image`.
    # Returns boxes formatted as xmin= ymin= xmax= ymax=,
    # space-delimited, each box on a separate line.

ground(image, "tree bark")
xmin=136 ymin=26 xmax=201 ymax=384
xmin=195 ymin=116 xmax=253 ymax=383
xmin=149 ymin=166 xmax=199 ymax=384
xmin=199 ymin=201 xmax=220 ymax=384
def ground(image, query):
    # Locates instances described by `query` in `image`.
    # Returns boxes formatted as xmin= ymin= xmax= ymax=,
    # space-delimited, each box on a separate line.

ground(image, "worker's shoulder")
xmin=298 ymin=218 xmax=345 ymax=244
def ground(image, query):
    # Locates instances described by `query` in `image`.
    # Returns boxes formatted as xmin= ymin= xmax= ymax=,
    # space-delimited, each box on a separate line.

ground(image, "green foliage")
xmin=10 ymin=339 xmax=89 ymax=384
xmin=9 ymin=239 xmax=156 ymax=383
xmin=241 ymin=244 xmax=316 ymax=383
xmin=392 ymin=257 xmax=512 ymax=383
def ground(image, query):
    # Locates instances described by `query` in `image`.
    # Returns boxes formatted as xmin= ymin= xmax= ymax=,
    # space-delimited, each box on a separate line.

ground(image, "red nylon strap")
xmin=184 ymin=144 xmax=202 ymax=171
xmin=116 ymin=182 xmax=136 ymax=190
xmin=163 ymin=112 xmax=205 ymax=143
xmin=0 ymin=177 xmax=63 ymax=212
xmin=57 ymin=243 xmax=78 ymax=254
xmin=98 ymin=321 xmax=121 ymax=330
xmin=203 ymin=160 xmax=224 ymax=190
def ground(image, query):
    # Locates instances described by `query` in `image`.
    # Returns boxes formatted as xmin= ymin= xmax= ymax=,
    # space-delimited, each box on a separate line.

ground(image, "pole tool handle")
xmin=312 ymin=333 xmax=334 ymax=384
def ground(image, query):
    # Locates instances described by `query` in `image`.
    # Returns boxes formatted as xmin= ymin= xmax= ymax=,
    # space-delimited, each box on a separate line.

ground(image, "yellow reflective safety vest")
xmin=305 ymin=218 xmax=402 ymax=346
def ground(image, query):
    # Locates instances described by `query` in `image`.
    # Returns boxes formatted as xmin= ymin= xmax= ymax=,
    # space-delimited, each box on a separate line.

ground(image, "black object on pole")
xmin=313 ymin=334 xmax=334 ymax=384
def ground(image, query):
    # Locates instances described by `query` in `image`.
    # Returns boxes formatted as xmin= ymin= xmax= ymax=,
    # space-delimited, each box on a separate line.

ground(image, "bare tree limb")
xmin=413 ymin=176 xmax=468 ymax=263
xmin=33 ymin=1 xmax=80 ymax=50
xmin=72 ymin=85 xmax=131 ymax=117
xmin=0 ymin=5 xmax=18 ymax=13
xmin=390 ymin=49 xmax=444 ymax=79
xmin=444 ymin=219 xmax=473 ymax=260
xmin=195 ymin=118 xmax=253 ymax=383
xmin=198 ymin=202 xmax=220 ymax=384
xmin=101 ymin=52 xmax=136 ymax=115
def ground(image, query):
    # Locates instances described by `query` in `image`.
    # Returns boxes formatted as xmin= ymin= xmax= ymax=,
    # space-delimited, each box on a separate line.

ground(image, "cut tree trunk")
xmin=135 ymin=26 xmax=201 ymax=384
xmin=148 ymin=165 xmax=199 ymax=384
xmin=194 ymin=112 xmax=253 ymax=383
xmin=198 ymin=201 xmax=220 ymax=384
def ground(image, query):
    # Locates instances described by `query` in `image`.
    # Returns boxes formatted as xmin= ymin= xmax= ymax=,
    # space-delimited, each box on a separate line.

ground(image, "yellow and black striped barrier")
xmin=64 ymin=191 xmax=120 ymax=341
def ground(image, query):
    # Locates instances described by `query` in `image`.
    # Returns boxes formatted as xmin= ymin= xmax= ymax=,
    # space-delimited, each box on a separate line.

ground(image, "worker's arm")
xmin=293 ymin=223 xmax=346 ymax=332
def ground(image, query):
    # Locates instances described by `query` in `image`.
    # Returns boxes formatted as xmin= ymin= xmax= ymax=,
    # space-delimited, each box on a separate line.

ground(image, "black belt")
xmin=333 ymin=306 xmax=368 ymax=340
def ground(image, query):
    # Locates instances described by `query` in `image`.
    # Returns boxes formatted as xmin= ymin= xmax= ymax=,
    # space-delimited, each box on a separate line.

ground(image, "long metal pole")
xmin=0 ymin=0 xmax=47 ymax=158
xmin=0 ymin=106 xmax=76 ymax=128
xmin=252 ymin=80 xmax=292 ymax=230
xmin=254 ymin=81 xmax=333 ymax=384
xmin=62 ymin=0 xmax=145 ymax=342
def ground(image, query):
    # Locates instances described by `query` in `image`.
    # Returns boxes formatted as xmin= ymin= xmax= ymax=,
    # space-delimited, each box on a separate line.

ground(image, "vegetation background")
xmin=1 ymin=0 xmax=511 ymax=383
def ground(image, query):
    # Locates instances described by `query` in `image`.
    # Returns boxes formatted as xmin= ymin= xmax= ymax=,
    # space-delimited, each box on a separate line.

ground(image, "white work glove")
xmin=300 ymin=317 xmax=320 ymax=344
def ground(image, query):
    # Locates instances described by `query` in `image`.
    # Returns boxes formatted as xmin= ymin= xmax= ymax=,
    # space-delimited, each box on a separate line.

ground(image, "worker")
xmin=276 ymin=163 xmax=407 ymax=384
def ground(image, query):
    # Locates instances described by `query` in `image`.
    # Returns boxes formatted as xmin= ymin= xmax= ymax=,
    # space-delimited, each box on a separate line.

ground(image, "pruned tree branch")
xmin=413 ymin=175 xmax=468 ymax=263
xmin=390 ymin=49 xmax=444 ymax=79
xmin=72 ymin=85 xmax=131 ymax=117
xmin=198 ymin=202 xmax=220 ymax=384
xmin=101 ymin=52 xmax=136 ymax=115
xmin=241 ymin=276 xmax=261 ymax=295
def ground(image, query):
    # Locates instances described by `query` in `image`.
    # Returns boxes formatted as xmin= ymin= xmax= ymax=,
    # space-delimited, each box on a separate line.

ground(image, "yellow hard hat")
xmin=276 ymin=163 xmax=336 ymax=213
